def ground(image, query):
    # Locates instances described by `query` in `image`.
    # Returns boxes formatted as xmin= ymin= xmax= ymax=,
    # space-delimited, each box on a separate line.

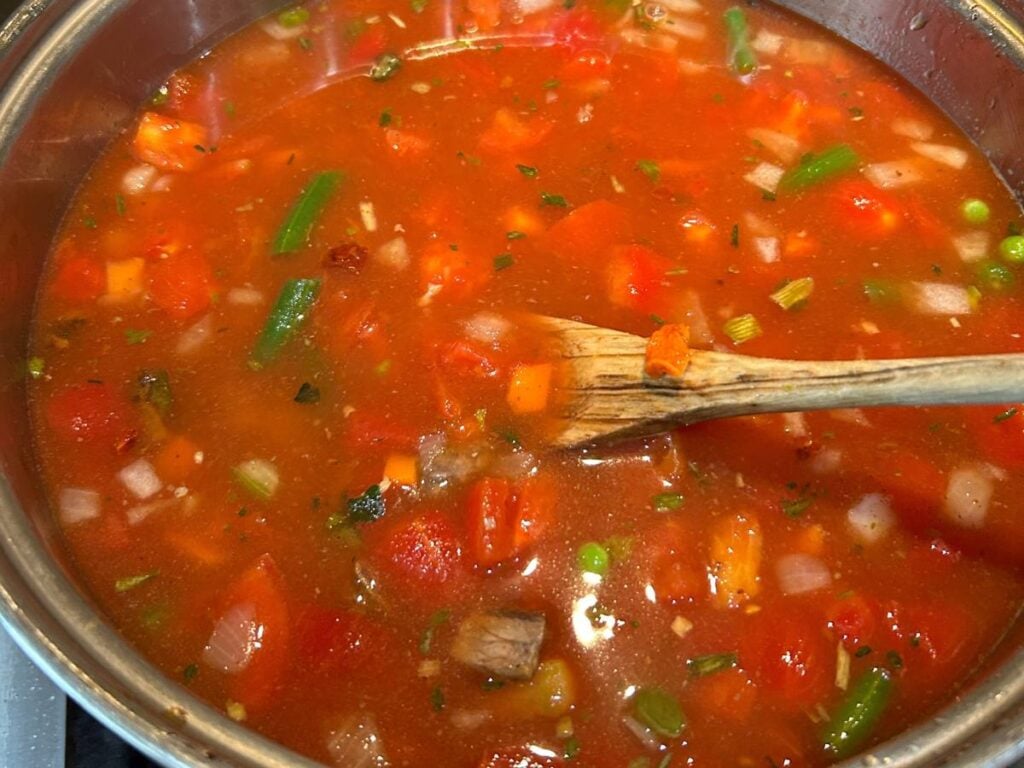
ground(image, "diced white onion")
xmin=891 ymin=118 xmax=934 ymax=141
xmin=619 ymin=28 xmax=678 ymax=52
xmin=515 ymin=0 xmax=555 ymax=15
xmin=671 ymin=615 xmax=693 ymax=638
xmin=830 ymin=408 xmax=872 ymax=427
xmin=743 ymin=212 xmax=776 ymax=237
xmin=121 ymin=164 xmax=157 ymax=195
xmin=747 ymin=128 xmax=801 ymax=164
xmin=150 ymin=174 xmax=174 ymax=193
xmin=911 ymin=142 xmax=968 ymax=170
xmin=911 ymin=282 xmax=973 ymax=316
xmin=175 ymin=314 xmax=213 ymax=355
xmin=944 ymin=465 xmax=994 ymax=528
xmin=782 ymin=412 xmax=808 ymax=439
xmin=227 ymin=287 xmax=264 ymax=305
xmin=260 ymin=19 xmax=307 ymax=40
xmin=658 ymin=0 xmax=702 ymax=13
xmin=234 ymin=458 xmax=280 ymax=499
xmin=203 ymin=602 xmax=259 ymax=674
xmin=743 ymin=162 xmax=785 ymax=194
xmin=622 ymin=715 xmax=661 ymax=750
xmin=462 ymin=312 xmax=510 ymax=345
xmin=862 ymin=160 xmax=924 ymax=189
xmin=360 ymin=201 xmax=378 ymax=233
xmin=375 ymin=237 xmax=410 ymax=270
xmin=753 ymin=236 xmax=780 ymax=264
xmin=783 ymin=38 xmax=834 ymax=65
xmin=846 ymin=493 xmax=895 ymax=545
xmin=325 ymin=713 xmax=390 ymax=768
xmin=952 ymin=231 xmax=990 ymax=263
xmin=680 ymin=289 xmax=713 ymax=345
xmin=835 ymin=642 xmax=851 ymax=691
xmin=126 ymin=498 xmax=177 ymax=526
xmin=661 ymin=17 xmax=706 ymax=40
xmin=751 ymin=29 xmax=784 ymax=55
xmin=450 ymin=709 xmax=491 ymax=731
xmin=775 ymin=553 xmax=832 ymax=595
xmin=490 ymin=450 xmax=538 ymax=480
xmin=58 ymin=488 xmax=100 ymax=524
xmin=811 ymin=447 xmax=842 ymax=474
xmin=118 ymin=459 xmax=162 ymax=500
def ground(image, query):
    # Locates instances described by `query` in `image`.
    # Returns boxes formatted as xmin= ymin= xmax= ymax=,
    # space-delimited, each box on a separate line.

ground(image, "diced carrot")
xmin=419 ymin=241 xmax=489 ymax=303
xmin=383 ymin=453 xmax=419 ymax=487
xmin=491 ymin=659 xmax=576 ymax=719
xmin=692 ymin=668 xmax=757 ymax=721
xmin=645 ymin=323 xmax=691 ymax=378
xmin=605 ymin=244 xmax=670 ymax=310
xmin=105 ymin=257 xmax=145 ymax=299
xmin=478 ymin=108 xmax=553 ymax=154
xmin=794 ymin=523 xmax=826 ymax=556
xmin=166 ymin=529 xmax=225 ymax=565
xmin=708 ymin=513 xmax=762 ymax=609
xmin=542 ymin=199 xmax=632 ymax=263
xmin=506 ymin=363 xmax=553 ymax=415
xmin=46 ymin=383 xmax=133 ymax=444
xmin=502 ymin=204 xmax=546 ymax=237
xmin=153 ymin=435 xmax=200 ymax=483
xmin=783 ymin=231 xmax=817 ymax=259
xmin=678 ymin=209 xmax=717 ymax=245
xmin=132 ymin=112 xmax=209 ymax=172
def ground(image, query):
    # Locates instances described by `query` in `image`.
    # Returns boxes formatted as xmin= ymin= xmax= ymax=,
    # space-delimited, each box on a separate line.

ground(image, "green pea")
xmin=960 ymin=198 xmax=991 ymax=224
xmin=976 ymin=260 xmax=1015 ymax=292
xmin=577 ymin=542 xmax=610 ymax=575
xmin=277 ymin=6 xmax=310 ymax=27
xmin=999 ymin=235 xmax=1024 ymax=264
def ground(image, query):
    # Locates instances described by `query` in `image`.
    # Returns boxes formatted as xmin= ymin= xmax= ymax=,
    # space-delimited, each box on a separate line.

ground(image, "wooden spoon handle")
xmin=666 ymin=350 xmax=1024 ymax=420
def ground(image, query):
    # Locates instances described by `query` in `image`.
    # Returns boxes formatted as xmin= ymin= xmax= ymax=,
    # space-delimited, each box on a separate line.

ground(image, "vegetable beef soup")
xmin=26 ymin=0 xmax=1024 ymax=765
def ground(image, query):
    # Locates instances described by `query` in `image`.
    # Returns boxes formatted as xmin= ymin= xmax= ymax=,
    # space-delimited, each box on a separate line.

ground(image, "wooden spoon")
xmin=543 ymin=316 xmax=1024 ymax=448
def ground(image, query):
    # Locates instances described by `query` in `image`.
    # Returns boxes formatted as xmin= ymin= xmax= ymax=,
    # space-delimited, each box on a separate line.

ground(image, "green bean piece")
xmin=723 ymin=7 xmax=758 ymax=75
xmin=822 ymin=667 xmax=893 ymax=760
xmin=778 ymin=144 xmax=861 ymax=193
xmin=249 ymin=278 xmax=322 ymax=369
xmin=272 ymin=171 xmax=342 ymax=255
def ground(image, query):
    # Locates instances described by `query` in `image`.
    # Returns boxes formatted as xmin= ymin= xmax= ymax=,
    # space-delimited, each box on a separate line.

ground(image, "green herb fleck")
xmin=298 ymin=36 xmax=313 ymax=51
xmin=780 ymin=496 xmax=812 ymax=518
xmin=136 ymin=369 xmax=173 ymax=416
xmin=294 ymin=382 xmax=320 ymax=404
xmin=379 ymin=109 xmax=393 ymax=126
xmin=224 ymin=100 xmax=236 ymax=118
xmin=419 ymin=609 xmax=451 ymax=654
xmin=124 ymin=329 xmax=152 ymax=345
xmin=430 ymin=686 xmax=445 ymax=711
xmin=886 ymin=650 xmax=904 ymax=669
xmin=730 ymin=223 xmax=740 ymax=247
xmin=687 ymin=652 xmax=738 ymax=677
xmin=82 ymin=215 xmax=97 ymax=229
xmin=506 ymin=230 xmax=526 ymax=240
xmin=346 ymin=484 xmax=385 ymax=523
xmin=542 ymin=78 xmax=561 ymax=89
xmin=563 ymin=736 xmax=581 ymax=759
xmin=994 ymin=407 xmax=1018 ymax=423
xmin=855 ymin=645 xmax=873 ymax=658
xmin=115 ymin=571 xmax=158 ymax=593
xmin=370 ymin=52 xmax=403 ymax=81
xmin=183 ymin=663 xmax=199 ymax=683
xmin=26 ymin=357 xmax=45 ymax=379
xmin=482 ymin=676 xmax=505 ymax=691
xmin=494 ymin=253 xmax=514 ymax=271
xmin=540 ymin=192 xmax=569 ymax=207
xmin=635 ymin=159 xmax=660 ymax=183
xmin=411 ymin=0 xmax=427 ymax=12
xmin=652 ymin=492 xmax=684 ymax=511
xmin=516 ymin=163 xmax=539 ymax=178
xmin=115 ymin=194 xmax=127 ymax=217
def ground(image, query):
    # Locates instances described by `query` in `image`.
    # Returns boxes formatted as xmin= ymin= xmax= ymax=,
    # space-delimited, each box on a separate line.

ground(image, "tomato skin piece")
xmin=510 ymin=476 xmax=555 ymax=552
xmin=380 ymin=510 xmax=464 ymax=585
xmin=382 ymin=128 xmax=431 ymax=159
xmin=45 ymin=383 xmax=130 ymax=443
xmin=966 ymin=405 xmax=1024 ymax=469
xmin=542 ymin=199 xmax=633 ymax=264
xmin=440 ymin=340 xmax=503 ymax=379
xmin=467 ymin=477 xmax=515 ymax=568
xmin=147 ymin=251 xmax=214 ymax=319
xmin=346 ymin=23 xmax=388 ymax=65
xmin=826 ymin=594 xmax=879 ymax=649
xmin=51 ymin=255 xmax=105 ymax=302
xmin=220 ymin=554 xmax=290 ymax=713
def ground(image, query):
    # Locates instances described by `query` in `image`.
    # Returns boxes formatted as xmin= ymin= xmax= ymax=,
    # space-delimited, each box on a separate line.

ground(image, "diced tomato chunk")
xmin=419 ymin=241 xmax=489 ymax=302
xmin=542 ymin=200 xmax=632 ymax=264
xmin=383 ymin=128 xmax=431 ymax=158
xmin=220 ymin=554 xmax=290 ymax=712
xmin=883 ymin=600 xmax=979 ymax=674
xmin=827 ymin=180 xmax=904 ymax=240
xmin=45 ymin=383 xmax=130 ymax=444
xmin=51 ymin=255 xmax=105 ymax=303
xmin=605 ymin=244 xmax=670 ymax=311
xmin=468 ymin=0 xmax=501 ymax=30
xmin=965 ymin=405 xmax=1024 ymax=469
xmin=478 ymin=108 xmax=553 ymax=154
xmin=343 ymin=411 xmax=421 ymax=451
xmin=467 ymin=477 xmax=515 ymax=567
xmin=440 ymin=340 xmax=502 ymax=379
xmin=691 ymin=668 xmax=757 ymax=721
xmin=132 ymin=111 xmax=209 ymax=172
xmin=380 ymin=510 xmax=464 ymax=585
xmin=826 ymin=593 xmax=879 ymax=649
xmin=346 ymin=23 xmax=389 ymax=65
xmin=510 ymin=476 xmax=555 ymax=551
xmin=295 ymin=607 xmax=389 ymax=675
xmin=147 ymin=251 xmax=214 ymax=319
xmin=740 ymin=612 xmax=830 ymax=708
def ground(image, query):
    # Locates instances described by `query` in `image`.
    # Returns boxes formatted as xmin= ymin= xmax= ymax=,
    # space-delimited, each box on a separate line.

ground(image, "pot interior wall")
xmin=0 ymin=0 xmax=1022 ymax=766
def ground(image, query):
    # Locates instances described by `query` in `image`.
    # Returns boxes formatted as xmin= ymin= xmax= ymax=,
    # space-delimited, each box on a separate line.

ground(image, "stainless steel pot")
xmin=0 ymin=1 xmax=1023 ymax=765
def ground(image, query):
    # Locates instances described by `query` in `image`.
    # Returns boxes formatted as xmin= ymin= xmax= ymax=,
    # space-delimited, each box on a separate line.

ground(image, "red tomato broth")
xmin=25 ymin=0 xmax=1024 ymax=765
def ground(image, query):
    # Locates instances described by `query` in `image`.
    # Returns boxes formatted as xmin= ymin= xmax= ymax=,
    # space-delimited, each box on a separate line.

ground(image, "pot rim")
xmin=1 ymin=1 xmax=1024 ymax=766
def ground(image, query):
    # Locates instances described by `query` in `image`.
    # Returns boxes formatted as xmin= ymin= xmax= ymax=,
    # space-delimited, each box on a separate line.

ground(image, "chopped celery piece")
xmin=779 ymin=144 xmax=860 ymax=193
xmin=687 ymin=652 xmax=738 ymax=677
xmin=770 ymin=277 xmax=815 ymax=310
xmin=232 ymin=458 xmax=280 ymax=500
xmin=723 ymin=314 xmax=762 ymax=345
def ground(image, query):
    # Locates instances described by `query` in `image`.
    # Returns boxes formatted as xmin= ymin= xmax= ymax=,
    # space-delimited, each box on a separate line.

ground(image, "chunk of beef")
xmin=451 ymin=610 xmax=545 ymax=680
